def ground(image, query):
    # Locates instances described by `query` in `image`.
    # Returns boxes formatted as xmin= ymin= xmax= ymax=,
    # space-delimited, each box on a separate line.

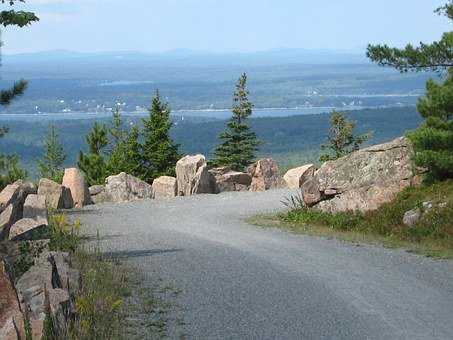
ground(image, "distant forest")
xmin=0 ymin=106 xmax=422 ymax=176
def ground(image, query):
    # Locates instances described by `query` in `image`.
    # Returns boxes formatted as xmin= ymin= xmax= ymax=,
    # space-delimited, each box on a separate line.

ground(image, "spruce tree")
xmin=140 ymin=91 xmax=180 ymax=183
xmin=107 ymin=109 xmax=142 ymax=177
xmin=367 ymin=1 xmax=453 ymax=181
xmin=38 ymin=125 xmax=66 ymax=183
xmin=211 ymin=73 xmax=259 ymax=171
xmin=319 ymin=111 xmax=369 ymax=162
xmin=78 ymin=122 xmax=109 ymax=186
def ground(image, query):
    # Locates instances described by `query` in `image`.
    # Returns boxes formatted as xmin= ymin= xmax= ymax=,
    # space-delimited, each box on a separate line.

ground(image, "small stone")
xmin=403 ymin=208 xmax=422 ymax=228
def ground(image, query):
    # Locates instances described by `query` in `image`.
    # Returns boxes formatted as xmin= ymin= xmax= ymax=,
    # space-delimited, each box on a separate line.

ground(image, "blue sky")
xmin=3 ymin=0 xmax=451 ymax=54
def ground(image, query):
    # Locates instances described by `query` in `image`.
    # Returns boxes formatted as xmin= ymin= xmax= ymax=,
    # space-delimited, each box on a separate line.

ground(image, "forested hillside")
xmin=0 ymin=106 xmax=421 ymax=176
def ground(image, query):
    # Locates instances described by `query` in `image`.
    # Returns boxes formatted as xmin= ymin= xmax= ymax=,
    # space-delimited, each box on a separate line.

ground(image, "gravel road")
xmin=72 ymin=189 xmax=453 ymax=340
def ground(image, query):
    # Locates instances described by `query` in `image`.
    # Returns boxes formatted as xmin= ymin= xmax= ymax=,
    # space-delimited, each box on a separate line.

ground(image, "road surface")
xmin=72 ymin=189 xmax=453 ymax=340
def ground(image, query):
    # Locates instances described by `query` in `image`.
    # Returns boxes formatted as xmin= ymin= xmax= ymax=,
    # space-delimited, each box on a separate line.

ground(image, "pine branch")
xmin=0 ymin=79 xmax=27 ymax=106
xmin=0 ymin=9 xmax=38 ymax=27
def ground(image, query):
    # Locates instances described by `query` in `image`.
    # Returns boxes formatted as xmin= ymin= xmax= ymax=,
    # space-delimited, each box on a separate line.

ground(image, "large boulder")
xmin=176 ymin=155 xmax=216 ymax=196
xmin=15 ymin=251 xmax=76 ymax=338
xmin=89 ymin=185 xmax=112 ymax=204
xmin=302 ymin=137 xmax=421 ymax=213
xmin=0 ymin=180 xmax=36 ymax=214
xmin=0 ymin=181 xmax=36 ymax=240
xmin=0 ymin=261 xmax=26 ymax=340
xmin=23 ymin=194 xmax=48 ymax=222
xmin=62 ymin=168 xmax=91 ymax=208
xmin=209 ymin=167 xmax=252 ymax=193
xmin=152 ymin=176 xmax=178 ymax=200
xmin=105 ymin=173 xmax=153 ymax=203
xmin=283 ymin=164 xmax=316 ymax=189
xmin=38 ymin=178 xmax=73 ymax=210
xmin=247 ymin=158 xmax=282 ymax=192
xmin=9 ymin=218 xmax=48 ymax=241
xmin=0 ymin=205 xmax=19 ymax=240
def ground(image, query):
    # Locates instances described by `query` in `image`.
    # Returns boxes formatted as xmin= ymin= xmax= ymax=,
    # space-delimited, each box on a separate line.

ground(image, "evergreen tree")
xmin=368 ymin=1 xmax=453 ymax=181
xmin=38 ymin=125 xmax=66 ymax=183
xmin=107 ymin=109 xmax=142 ymax=177
xmin=0 ymin=0 xmax=38 ymax=105
xmin=0 ymin=0 xmax=36 ymax=189
xmin=78 ymin=122 xmax=109 ymax=186
xmin=319 ymin=111 xmax=369 ymax=162
xmin=140 ymin=91 xmax=180 ymax=182
xmin=109 ymin=106 xmax=125 ymax=149
xmin=211 ymin=73 xmax=259 ymax=171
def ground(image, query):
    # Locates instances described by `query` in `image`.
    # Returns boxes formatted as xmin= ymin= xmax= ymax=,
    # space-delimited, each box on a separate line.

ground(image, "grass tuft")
xmin=255 ymin=180 xmax=453 ymax=258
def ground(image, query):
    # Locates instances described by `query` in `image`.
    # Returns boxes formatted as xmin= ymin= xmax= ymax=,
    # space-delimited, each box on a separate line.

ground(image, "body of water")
xmin=0 ymin=105 xmax=415 ymax=122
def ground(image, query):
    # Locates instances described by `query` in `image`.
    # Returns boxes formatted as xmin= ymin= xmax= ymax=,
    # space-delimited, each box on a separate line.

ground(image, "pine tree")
xmin=367 ymin=2 xmax=453 ymax=72
xmin=139 ymin=91 xmax=180 ymax=183
xmin=38 ymin=125 xmax=66 ymax=183
xmin=211 ymin=73 xmax=259 ymax=171
xmin=107 ymin=110 xmax=142 ymax=178
xmin=367 ymin=1 xmax=453 ymax=181
xmin=406 ymin=70 xmax=453 ymax=181
xmin=78 ymin=122 xmax=109 ymax=186
xmin=0 ymin=0 xmax=36 ymax=189
xmin=0 ymin=0 xmax=38 ymax=105
xmin=319 ymin=111 xmax=369 ymax=162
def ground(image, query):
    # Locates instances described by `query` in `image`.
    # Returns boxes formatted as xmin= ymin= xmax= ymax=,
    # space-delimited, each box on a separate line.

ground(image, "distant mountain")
xmin=3 ymin=48 xmax=368 ymax=66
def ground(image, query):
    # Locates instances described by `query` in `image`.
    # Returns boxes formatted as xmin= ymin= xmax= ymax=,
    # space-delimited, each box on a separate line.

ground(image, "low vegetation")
xmin=258 ymin=180 xmax=453 ymax=258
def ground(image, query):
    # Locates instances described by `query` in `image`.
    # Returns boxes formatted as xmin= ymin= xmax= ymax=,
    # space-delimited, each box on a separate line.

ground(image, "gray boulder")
xmin=105 ymin=172 xmax=153 ymax=203
xmin=0 ymin=180 xmax=36 ymax=214
xmin=89 ymin=185 xmax=112 ymax=204
xmin=15 ymin=251 xmax=76 ymax=338
xmin=152 ymin=176 xmax=178 ymax=200
xmin=247 ymin=158 xmax=282 ymax=192
xmin=402 ymin=208 xmax=422 ymax=228
xmin=176 ymin=155 xmax=216 ymax=196
xmin=0 ymin=204 xmax=18 ymax=241
xmin=8 ymin=218 xmax=48 ymax=242
xmin=0 ymin=260 xmax=25 ymax=340
xmin=302 ymin=137 xmax=423 ymax=213
xmin=38 ymin=178 xmax=73 ymax=210
xmin=23 ymin=194 xmax=48 ymax=221
xmin=209 ymin=167 xmax=252 ymax=193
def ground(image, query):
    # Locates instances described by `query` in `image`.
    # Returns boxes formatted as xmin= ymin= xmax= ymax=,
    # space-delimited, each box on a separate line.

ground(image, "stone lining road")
xmin=72 ymin=189 xmax=453 ymax=340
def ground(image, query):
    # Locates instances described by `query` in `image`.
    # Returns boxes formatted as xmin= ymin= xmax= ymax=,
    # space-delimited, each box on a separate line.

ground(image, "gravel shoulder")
xmin=72 ymin=189 xmax=453 ymax=340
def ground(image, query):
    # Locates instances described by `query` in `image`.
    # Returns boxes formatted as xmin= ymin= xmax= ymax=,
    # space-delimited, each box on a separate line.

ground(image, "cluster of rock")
xmin=281 ymin=137 xmax=423 ymax=215
xmin=1 ymin=251 xmax=78 ymax=339
xmin=88 ymin=155 xmax=284 ymax=204
xmin=0 ymin=168 xmax=91 ymax=242
xmin=0 ymin=170 xmax=84 ymax=338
